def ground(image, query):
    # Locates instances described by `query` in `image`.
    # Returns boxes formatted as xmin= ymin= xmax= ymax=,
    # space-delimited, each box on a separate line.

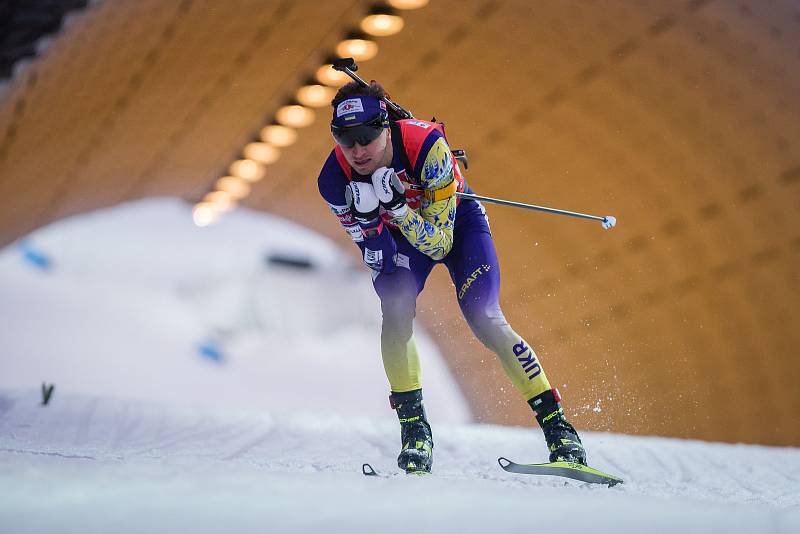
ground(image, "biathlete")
xmin=317 ymin=81 xmax=586 ymax=474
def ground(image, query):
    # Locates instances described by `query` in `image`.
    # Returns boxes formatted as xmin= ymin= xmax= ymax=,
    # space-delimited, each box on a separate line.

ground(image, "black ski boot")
xmin=390 ymin=389 xmax=433 ymax=474
xmin=528 ymin=388 xmax=587 ymax=465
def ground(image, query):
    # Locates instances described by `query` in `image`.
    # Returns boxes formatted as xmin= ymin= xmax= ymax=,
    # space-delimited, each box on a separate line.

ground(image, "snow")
xmin=2 ymin=390 xmax=799 ymax=533
xmin=0 ymin=198 xmax=469 ymax=421
xmin=1 ymin=198 xmax=799 ymax=533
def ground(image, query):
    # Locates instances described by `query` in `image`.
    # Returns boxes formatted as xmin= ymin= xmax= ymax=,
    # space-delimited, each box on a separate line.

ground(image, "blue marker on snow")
xmin=18 ymin=241 xmax=53 ymax=271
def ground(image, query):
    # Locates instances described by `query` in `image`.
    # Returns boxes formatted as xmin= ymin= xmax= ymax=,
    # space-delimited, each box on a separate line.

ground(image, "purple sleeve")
xmin=318 ymin=150 xmax=349 ymax=206
xmin=318 ymin=150 xmax=364 ymax=245
xmin=318 ymin=149 xmax=398 ymax=273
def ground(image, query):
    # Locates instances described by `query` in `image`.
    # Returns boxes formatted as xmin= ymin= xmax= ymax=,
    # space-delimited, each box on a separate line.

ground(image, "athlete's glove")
xmin=344 ymin=182 xmax=398 ymax=273
xmin=371 ymin=167 xmax=407 ymax=217
xmin=345 ymin=181 xmax=381 ymax=227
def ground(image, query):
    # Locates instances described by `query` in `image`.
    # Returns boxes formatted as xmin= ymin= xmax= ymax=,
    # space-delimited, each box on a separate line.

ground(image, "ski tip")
xmin=497 ymin=457 xmax=512 ymax=470
xmin=362 ymin=463 xmax=378 ymax=477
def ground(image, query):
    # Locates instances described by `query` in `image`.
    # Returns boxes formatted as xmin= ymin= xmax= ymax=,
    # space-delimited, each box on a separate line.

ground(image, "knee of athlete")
xmin=381 ymin=295 xmax=416 ymax=331
xmin=463 ymin=303 xmax=511 ymax=346
xmin=463 ymin=301 xmax=507 ymax=330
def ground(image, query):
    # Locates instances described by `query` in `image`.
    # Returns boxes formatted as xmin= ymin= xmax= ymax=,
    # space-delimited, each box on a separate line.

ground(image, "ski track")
xmin=111 ymin=401 xmax=143 ymax=448
xmin=73 ymin=397 xmax=98 ymax=446
xmin=1 ymin=390 xmax=799 ymax=534
xmin=0 ymin=448 xmax=97 ymax=460
xmin=704 ymin=453 xmax=761 ymax=500
xmin=220 ymin=428 xmax=276 ymax=461
xmin=128 ymin=417 xmax=252 ymax=457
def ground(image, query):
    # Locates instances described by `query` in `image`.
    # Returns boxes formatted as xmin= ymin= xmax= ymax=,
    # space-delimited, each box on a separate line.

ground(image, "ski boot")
xmin=390 ymin=389 xmax=433 ymax=474
xmin=528 ymin=388 xmax=587 ymax=465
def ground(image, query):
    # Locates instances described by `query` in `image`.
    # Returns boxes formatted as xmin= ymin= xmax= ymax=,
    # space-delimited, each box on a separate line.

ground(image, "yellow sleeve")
xmin=391 ymin=137 xmax=457 ymax=260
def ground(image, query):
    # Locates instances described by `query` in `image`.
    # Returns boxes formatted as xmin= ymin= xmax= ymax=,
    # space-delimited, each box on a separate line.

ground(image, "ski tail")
xmin=362 ymin=463 xmax=379 ymax=477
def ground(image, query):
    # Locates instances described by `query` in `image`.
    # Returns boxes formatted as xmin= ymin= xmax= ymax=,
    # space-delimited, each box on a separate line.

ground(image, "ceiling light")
xmin=229 ymin=159 xmax=266 ymax=182
xmin=387 ymin=0 xmax=429 ymax=9
xmin=296 ymin=84 xmax=336 ymax=108
xmin=193 ymin=203 xmax=219 ymax=227
xmin=215 ymin=176 xmax=252 ymax=199
xmin=336 ymin=38 xmax=378 ymax=62
xmin=243 ymin=142 xmax=280 ymax=165
xmin=361 ymin=14 xmax=404 ymax=37
xmin=260 ymin=125 xmax=298 ymax=147
xmin=276 ymin=104 xmax=315 ymax=128
xmin=316 ymin=64 xmax=350 ymax=87
xmin=204 ymin=190 xmax=237 ymax=212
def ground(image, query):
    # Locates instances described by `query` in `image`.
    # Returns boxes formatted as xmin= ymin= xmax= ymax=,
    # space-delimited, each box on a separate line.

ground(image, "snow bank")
xmin=0 ymin=198 xmax=470 ymax=422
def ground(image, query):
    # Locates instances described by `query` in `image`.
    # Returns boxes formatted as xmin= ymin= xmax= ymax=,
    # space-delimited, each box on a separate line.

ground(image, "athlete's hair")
xmin=331 ymin=81 xmax=387 ymax=108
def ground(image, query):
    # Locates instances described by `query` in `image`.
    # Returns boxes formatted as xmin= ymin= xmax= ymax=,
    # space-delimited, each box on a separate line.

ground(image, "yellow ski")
xmin=498 ymin=457 xmax=623 ymax=487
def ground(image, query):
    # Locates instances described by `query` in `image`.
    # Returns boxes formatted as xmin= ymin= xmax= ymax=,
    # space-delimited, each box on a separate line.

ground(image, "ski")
xmin=362 ymin=463 xmax=381 ymax=477
xmin=498 ymin=457 xmax=623 ymax=487
xmin=362 ymin=463 xmax=430 ymax=477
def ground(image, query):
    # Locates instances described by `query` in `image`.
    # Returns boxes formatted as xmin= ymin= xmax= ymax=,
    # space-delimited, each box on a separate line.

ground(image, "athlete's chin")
xmin=353 ymin=161 xmax=375 ymax=174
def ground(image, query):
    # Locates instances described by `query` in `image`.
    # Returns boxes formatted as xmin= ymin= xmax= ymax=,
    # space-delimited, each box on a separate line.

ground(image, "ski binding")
xmin=362 ymin=463 xmax=430 ymax=477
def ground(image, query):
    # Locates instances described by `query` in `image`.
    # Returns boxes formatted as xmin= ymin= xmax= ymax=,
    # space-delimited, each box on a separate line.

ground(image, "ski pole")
xmin=407 ymin=185 xmax=616 ymax=230
xmin=331 ymin=58 xmax=616 ymax=230
xmin=457 ymin=191 xmax=617 ymax=230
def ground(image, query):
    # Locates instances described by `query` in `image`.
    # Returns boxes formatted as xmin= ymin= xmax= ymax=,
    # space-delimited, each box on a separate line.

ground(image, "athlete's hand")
xmin=371 ymin=167 xmax=407 ymax=216
xmin=345 ymin=181 xmax=380 ymax=227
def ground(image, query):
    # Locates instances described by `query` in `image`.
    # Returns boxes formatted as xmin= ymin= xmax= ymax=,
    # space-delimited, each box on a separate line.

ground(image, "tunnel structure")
xmin=0 ymin=0 xmax=797 ymax=446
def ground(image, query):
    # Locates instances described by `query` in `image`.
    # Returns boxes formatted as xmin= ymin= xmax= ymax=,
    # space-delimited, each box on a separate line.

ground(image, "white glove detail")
xmin=371 ymin=166 xmax=407 ymax=216
xmin=345 ymin=181 xmax=380 ymax=225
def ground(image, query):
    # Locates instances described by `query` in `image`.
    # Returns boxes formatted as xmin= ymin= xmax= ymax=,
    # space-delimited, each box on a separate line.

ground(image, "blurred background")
xmin=0 ymin=0 xmax=797 ymax=446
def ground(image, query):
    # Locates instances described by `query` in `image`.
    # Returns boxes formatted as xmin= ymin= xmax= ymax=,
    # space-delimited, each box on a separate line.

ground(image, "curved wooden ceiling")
xmin=0 ymin=0 xmax=797 ymax=445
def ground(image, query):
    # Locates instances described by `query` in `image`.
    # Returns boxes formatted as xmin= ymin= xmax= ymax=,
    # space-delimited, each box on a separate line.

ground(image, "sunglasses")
xmin=331 ymin=112 xmax=388 ymax=148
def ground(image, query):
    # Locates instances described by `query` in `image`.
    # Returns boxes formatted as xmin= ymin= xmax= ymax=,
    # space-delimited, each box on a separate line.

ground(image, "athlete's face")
xmin=338 ymin=128 xmax=391 ymax=175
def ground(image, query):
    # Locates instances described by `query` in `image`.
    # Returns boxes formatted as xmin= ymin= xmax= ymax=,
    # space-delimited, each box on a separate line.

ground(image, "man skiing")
xmin=317 ymin=81 xmax=586 ymax=474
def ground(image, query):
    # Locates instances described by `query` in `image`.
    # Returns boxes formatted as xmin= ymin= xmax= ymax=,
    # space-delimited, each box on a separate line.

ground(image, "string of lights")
xmin=192 ymin=0 xmax=429 ymax=226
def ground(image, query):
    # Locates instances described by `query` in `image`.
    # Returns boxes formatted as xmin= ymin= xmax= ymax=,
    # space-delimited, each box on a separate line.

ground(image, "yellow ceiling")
xmin=0 ymin=0 xmax=798 ymax=445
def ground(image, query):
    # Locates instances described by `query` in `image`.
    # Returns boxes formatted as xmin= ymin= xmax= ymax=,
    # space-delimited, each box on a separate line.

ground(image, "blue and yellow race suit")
xmin=318 ymin=119 xmax=553 ymax=401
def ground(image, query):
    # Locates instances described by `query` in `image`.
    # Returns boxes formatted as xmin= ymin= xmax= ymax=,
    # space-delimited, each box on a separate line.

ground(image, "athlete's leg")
xmin=447 ymin=201 xmax=586 ymax=464
xmin=372 ymin=236 xmax=434 ymax=393
xmin=445 ymin=201 xmax=552 ymax=400
xmin=373 ymin=236 xmax=436 ymax=472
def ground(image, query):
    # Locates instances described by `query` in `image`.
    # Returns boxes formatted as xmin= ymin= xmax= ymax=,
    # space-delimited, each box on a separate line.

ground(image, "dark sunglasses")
xmin=331 ymin=112 xmax=388 ymax=148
